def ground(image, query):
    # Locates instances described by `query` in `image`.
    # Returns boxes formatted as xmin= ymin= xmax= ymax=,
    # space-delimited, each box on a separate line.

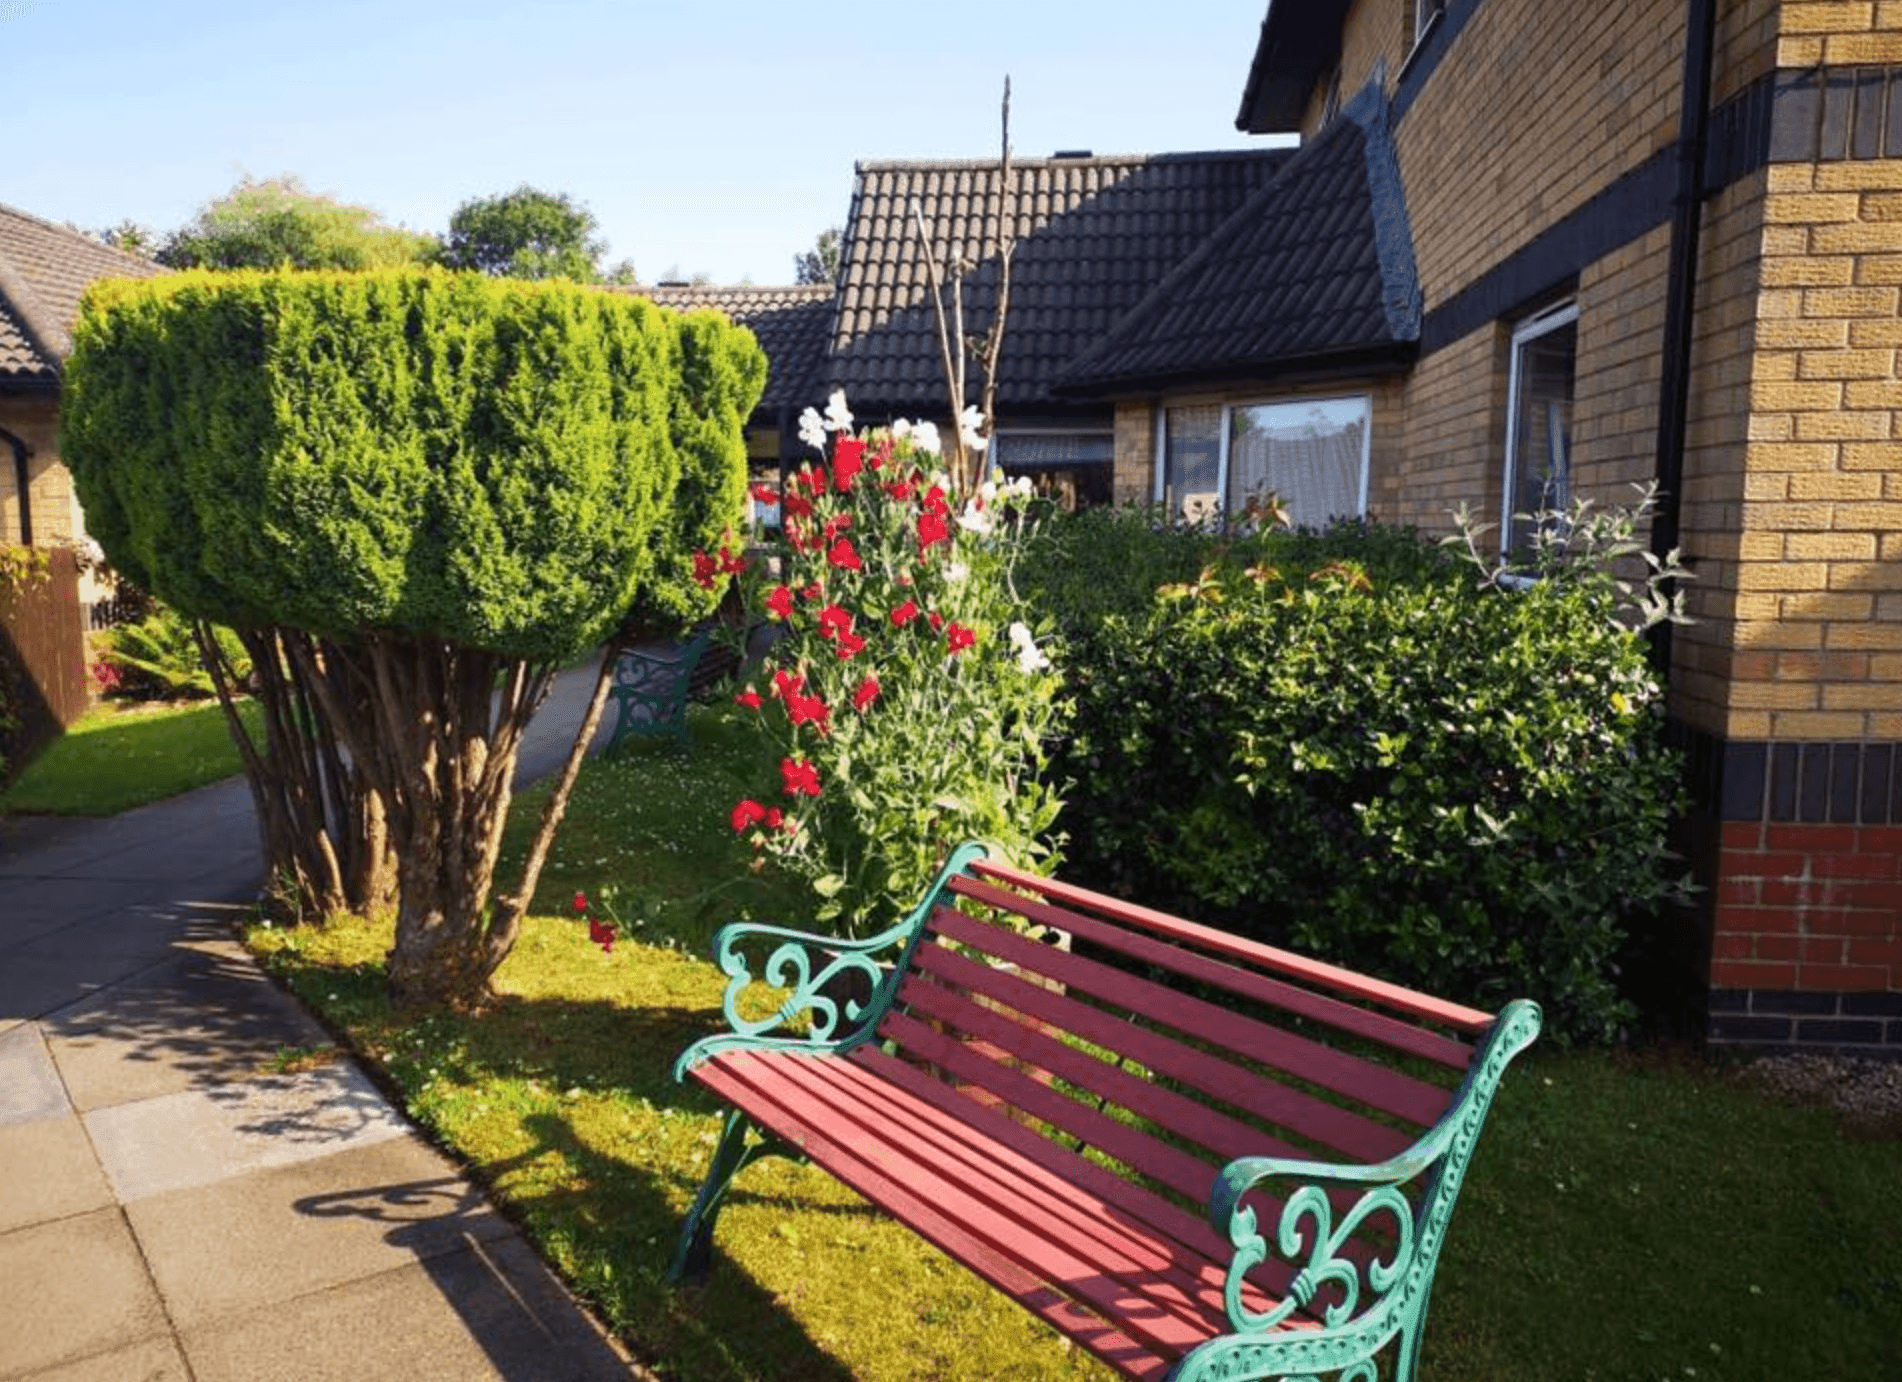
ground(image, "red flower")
xmin=691 ymin=551 xmax=719 ymax=589
xmin=922 ymin=485 xmax=949 ymax=517
xmin=787 ymin=692 xmax=831 ymax=730
xmin=822 ymin=513 xmax=854 ymax=544
xmin=764 ymin=585 xmax=795 ymax=621
xmin=835 ymin=630 xmax=867 ymax=660
xmin=771 ymin=669 xmax=806 ymax=700
xmin=719 ymin=545 xmax=747 ymax=576
xmin=731 ymin=799 xmax=768 ymax=832
xmin=799 ymin=465 xmax=829 ymax=495
xmin=889 ymin=599 xmax=919 ymax=628
xmin=735 ymin=687 xmax=763 ymax=711
xmin=588 ymin=917 xmax=616 ymax=954
xmin=572 ymin=891 xmax=589 ymax=914
xmin=764 ymin=807 xmax=785 ymax=830
xmin=918 ymin=511 xmax=950 ymax=551
xmin=947 ymin=623 xmax=976 ymax=654
xmin=852 ymin=676 xmax=881 ymax=712
xmin=929 ymin=611 xmax=945 ymax=631
xmin=802 ymin=582 xmax=826 ymax=602
xmin=833 ymin=439 xmax=865 ymax=491
xmin=827 ymin=537 xmax=862 ymax=571
xmin=781 ymin=757 xmax=822 ymax=797
xmin=885 ymin=478 xmax=915 ymax=502
xmin=817 ymin=605 xmax=854 ymax=642
xmin=783 ymin=491 xmax=813 ymax=520
xmin=872 ymin=439 xmax=892 ymax=470
xmin=750 ymin=482 xmax=780 ymax=505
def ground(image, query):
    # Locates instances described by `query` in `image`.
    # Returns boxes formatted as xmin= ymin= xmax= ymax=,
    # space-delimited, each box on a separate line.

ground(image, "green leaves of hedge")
xmin=64 ymin=270 xmax=763 ymax=662
xmin=1046 ymin=519 xmax=1687 ymax=1045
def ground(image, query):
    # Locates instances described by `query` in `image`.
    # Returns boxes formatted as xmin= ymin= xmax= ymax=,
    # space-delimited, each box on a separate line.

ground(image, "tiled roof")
xmin=625 ymin=283 xmax=834 ymax=412
xmin=1056 ymin=95 xmax=1420 ymax=396
xmin=828 ymin=149 xmax=1292 ymax=415
xmin=0 ymin=202 xmax=163 ymax=383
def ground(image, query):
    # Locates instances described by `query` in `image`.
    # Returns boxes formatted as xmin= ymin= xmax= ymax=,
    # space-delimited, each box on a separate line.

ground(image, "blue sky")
xmin=8 ymin=0 xmax=1284 ymax=283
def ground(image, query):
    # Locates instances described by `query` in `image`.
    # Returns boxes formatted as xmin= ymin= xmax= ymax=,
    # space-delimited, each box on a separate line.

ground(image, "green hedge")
xmin=64 ymin=269 xmax=761 ymax=663
xmin=1033 ymin=513 xmax=1687 ymax=1044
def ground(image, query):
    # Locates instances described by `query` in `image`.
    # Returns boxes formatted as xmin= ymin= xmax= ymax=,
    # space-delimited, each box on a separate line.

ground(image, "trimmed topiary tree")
xmin=64 ymin=269 xmax=764 ymax=1008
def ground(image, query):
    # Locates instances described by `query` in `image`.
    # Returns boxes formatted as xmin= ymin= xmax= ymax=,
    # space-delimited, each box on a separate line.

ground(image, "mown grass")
xmin=248 ymin=703 xmax=1902 ymax=1382
xmin=1 ymin=696 xmax=262 ymax=816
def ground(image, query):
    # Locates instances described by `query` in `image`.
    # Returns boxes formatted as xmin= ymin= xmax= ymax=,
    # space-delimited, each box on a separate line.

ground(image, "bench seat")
xmin=671 ymin=843 xmax=1541 ymax=1382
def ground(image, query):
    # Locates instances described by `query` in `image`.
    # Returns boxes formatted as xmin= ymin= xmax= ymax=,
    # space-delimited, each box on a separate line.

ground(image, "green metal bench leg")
xmin=667 ymin=1109 xmax=785 ymax=1284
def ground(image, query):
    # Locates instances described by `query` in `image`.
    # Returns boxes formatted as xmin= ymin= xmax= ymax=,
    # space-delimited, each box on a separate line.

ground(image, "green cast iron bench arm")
xmin=1174 ymin=998 xmax=1543 ymax=1382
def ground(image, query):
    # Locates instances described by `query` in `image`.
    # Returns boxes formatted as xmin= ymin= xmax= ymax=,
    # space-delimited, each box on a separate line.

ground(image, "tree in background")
xmin=64 ymin=270 xmax=765 ymax=1009
xmin=793 ymin=227 xmax=841 ymax=286
xmin=95 ymin=220 xmax=160 ymax=260
xmin=158 ymin=175 xmax=434 ymax=271
xmin=435 ymin=185 xmax=622 ymax=281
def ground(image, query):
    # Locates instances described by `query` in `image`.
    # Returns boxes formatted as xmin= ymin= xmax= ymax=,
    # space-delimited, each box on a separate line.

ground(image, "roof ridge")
xmin=852 ymin=147 xmax=1291 ymax=174
xmin=0 ymin=248 xmax=72 ymax=367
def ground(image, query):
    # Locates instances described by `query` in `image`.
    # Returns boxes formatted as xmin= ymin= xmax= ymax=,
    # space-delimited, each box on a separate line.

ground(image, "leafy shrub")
xmin=1050 ymin=508 xmax=1688 ymax=1045
xmin=96 ymin=604 xmax=251 ymax=700
xmin=722 ymin=397 xmax=1066 ymax=934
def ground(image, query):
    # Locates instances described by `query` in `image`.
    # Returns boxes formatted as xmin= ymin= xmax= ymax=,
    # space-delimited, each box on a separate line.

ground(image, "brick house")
xmin=1 ymin=203 xmax=161 ymax=571
xmin=1044 ymin=0 xmax=1902 ymax=1053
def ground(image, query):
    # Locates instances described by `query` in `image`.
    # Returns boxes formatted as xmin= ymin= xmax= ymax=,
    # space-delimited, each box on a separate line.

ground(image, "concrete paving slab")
xmin=181 ymin=1237 xmax=638 ymax=1382
xmin=126 ymin=1134 xmax=515 ymax=1329
xmin=0 ymin=878 xmax=180 ymax=942
xmin=0 ymin=1114 xmax=113 ymax=1233
xmin=86 ymin=1062 xmax=409 ymax=1203
xmin=46 ymin=946 xmax=330 ymax=1112
xmin=0 ymin=1207 xmax=170 ymax=1379
xmin=14 ymin=1336 xmax=191 ymax=1382
xmin=0 ymin=1024 xmax=68 ymax=1126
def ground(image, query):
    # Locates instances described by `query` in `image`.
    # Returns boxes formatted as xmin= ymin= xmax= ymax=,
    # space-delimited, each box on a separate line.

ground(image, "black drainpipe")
xmin=1648 ymin=0 xmax=1719 ymax=671
xmin=0 ymin=424 xmax=30 ymax=547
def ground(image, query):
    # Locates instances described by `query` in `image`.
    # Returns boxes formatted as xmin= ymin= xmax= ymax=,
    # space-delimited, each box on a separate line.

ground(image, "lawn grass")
xmin=1 ymin=696 xmax=262 ymax=816
xmin=247 ymin=703 xmax=1902 ymax=1381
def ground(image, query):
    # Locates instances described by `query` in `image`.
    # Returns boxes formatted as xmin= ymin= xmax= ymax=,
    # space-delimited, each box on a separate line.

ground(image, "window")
xmin=1157 ymin=396 xmax=1370 ymax=529
xmin=1412 ymin=0 xmax=1445 ymax=46
xmin=1501 ymin=300 xmax=1579 ymax=552
xmin=991 ymin=430 xmax=1114 ymax=510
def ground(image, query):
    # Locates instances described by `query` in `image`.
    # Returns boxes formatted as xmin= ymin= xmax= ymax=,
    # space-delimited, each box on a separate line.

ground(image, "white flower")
xmin=944 ymin=561 xmax=969 ymax=584
xmin=1008 ymin=474 xmax=1035 ymax=500
xmin=909 ymin=420 xmax=942 ymax=455
xmin=958 ymin=405 xmax=989 ymax=452
xmin=956 ymin=500 xmax=994 ymax=536
xmin=798 ymin=406 xmax=827 ymax=451
xmin=892 ymin=418 xmax=913 ymax=440
xmin=1009 ymin=622 xmax=1050 ymax=673
xmin=824 ymin=388 xmax=854 ymax=434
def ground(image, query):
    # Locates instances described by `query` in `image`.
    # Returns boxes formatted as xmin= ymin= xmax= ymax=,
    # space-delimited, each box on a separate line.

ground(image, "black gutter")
xmin=1 ymin=424 xmax=31 ymax=546
xmin=1649 ymin=0 xmax=1718 ymax=669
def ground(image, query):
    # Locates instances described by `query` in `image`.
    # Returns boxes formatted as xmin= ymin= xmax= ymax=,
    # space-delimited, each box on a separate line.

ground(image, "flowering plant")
xmin=706 ymin=391 xmax=1066 ymax=934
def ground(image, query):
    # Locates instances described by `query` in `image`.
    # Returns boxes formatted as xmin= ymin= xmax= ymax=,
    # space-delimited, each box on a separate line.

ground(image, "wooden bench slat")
xmin=705 ymin=1051 xmax=1222 ymax=1361
xmin=786 ymin=1050 xmax=1258 ymax=1338
xmin=928 ymin=905 xmax=1456 ymax=1128
xmin=876 ymin=1008 xmax=1222 ymax=1206
xmin=692 ymin=1057 xmax=1177 ymax=1382
xmin=949 ymin=874 xmax=1477 ymax=1071
xmin=896 ymin=968 xmax=1312 ymax=1171
xmin=910 ymin=939 xmax=1417 ymax=1165
xmin=964 ymin=862 xmax=1496 ymax=1036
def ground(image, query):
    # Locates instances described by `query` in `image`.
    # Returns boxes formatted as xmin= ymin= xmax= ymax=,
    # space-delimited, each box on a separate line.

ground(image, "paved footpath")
xmin=0 ymin=659 xmax=651 ymax=1382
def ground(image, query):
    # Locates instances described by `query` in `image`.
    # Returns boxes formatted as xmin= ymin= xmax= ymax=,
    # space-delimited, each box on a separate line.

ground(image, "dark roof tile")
xmin=0 ymin=202 xmax=163 ymax=383
xmin=622 ymin=283 xmax=835 ymax=412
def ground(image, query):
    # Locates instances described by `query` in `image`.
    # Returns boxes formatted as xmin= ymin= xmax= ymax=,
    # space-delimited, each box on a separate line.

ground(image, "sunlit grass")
xmin=247 ymin=703 xmax=1902 ymax=1381
xmin=1 ymin=696 xmax=261 ymax=816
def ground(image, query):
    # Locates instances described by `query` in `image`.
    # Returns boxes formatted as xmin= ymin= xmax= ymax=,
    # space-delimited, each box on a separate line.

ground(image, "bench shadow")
xmin=292 ymin=1108 xmax=863 ymax=1382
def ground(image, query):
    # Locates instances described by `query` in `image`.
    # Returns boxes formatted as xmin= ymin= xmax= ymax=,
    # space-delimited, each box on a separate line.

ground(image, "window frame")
xmin=1154 ymin=393 xmax=1373 ymax=528
xmin=1500 ymin=297 xmax=1580 ymax=551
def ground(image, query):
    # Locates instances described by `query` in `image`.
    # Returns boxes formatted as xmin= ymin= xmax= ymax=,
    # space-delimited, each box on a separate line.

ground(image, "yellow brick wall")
xmin=1776 ymin=0 xmax=1902 ymax=63
xmin=1392 ymin=325 xmax=1504 ymax=534
xmin=0 ymin=396 xmax=72 ymax=548
xmin=1112 ymin=402 xmax=1155 ymax=505
xmin=1572 ymin=224 xmax=1673 ymax=503
xmin=1727 ymin=153 xmax=1902 ymax=741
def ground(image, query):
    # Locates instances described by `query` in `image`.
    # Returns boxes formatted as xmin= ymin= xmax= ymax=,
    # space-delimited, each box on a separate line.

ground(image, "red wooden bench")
xmin=670 ymin=842 xmax=1541 ymax=1382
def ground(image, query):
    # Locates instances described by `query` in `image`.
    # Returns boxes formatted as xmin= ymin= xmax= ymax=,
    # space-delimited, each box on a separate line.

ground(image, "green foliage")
xmin=63 ymin=269 xmax=703 ymax=663
xmin=619 ymin=310 xmax=766 ymax=639
xmin=1048 ymin=514 xmax=1687 ymax=1045
xmin=0 ymin=546 xmax=53 ymax=784
xmin=96 ymin=603 xmax=251 ymax=700
xmin=158 ymin=175 xmax=434 ymax=271
xmin=435 ymin=185 xmax=613 ymax=281
xmin=727 ymin=417 xmax=1066 ymax=933
xmin=793 ymin=226 xmax=842 ymax=285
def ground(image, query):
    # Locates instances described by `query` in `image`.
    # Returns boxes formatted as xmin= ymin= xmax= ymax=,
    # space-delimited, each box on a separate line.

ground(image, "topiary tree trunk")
xmin=64 ymin=269 xmax=764 ymax=1009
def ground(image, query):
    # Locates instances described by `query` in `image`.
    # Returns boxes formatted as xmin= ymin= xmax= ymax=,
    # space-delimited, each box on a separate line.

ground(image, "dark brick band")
xmin=1708 ymin=988 xmax=1902 ymax=1056
xmin=1672 ymin=722 xmax=1902 ymax=826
